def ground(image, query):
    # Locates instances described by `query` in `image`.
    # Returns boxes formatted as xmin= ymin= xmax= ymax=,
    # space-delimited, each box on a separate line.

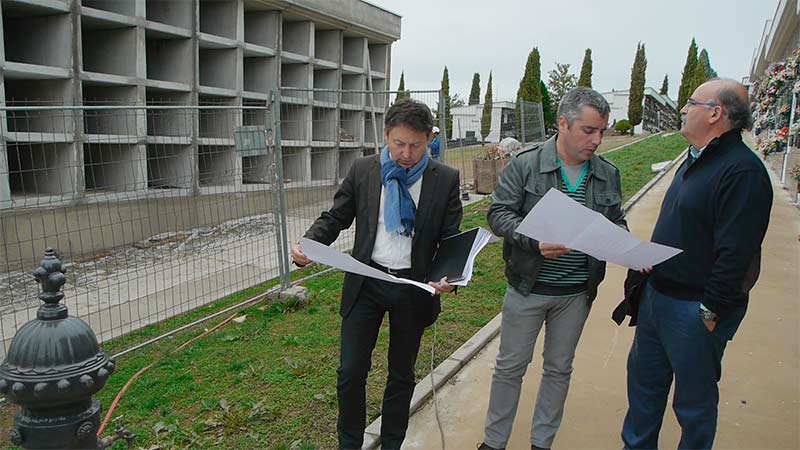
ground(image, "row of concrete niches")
xmin=1 ymin=0 xmax=389 ymax=92
xmin=3 ymin=139 xmax=376 ymax=204
xmin=2 ymin=85 xmax=387 ymax=143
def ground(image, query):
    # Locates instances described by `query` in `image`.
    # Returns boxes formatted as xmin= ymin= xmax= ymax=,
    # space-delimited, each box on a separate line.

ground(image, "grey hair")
xmin=711 ymin=78 xmax=753 ymax=130
xmin=557 ymin=87 xmax=611 ymax=127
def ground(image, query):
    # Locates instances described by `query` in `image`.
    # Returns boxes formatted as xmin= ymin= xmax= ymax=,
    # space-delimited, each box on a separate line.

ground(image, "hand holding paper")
xmin=298 ymin=237 xmax=437 ymax=294
xmin=297 ymin=227 xmax=498 ymax=294
xmin=515 ymin=188 xmax=681 ymax=270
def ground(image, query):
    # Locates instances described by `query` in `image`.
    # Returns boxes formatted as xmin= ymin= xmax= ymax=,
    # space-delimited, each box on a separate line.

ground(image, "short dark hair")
xmin=715 ymin=83 xmax=753 ymax=130
xmin=557 ymin=87 xmax=611 ymax=127
xmin=385 ymin=99 xmax=434 ymax=134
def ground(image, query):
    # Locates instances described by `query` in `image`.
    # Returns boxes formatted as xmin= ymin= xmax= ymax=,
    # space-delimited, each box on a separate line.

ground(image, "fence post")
xmin=520 ymin=100 xmax=526 ymax=145
xmin=270 ymin=90 xmax=292 ymax=289
xmin=438 ymin=92 xmax=447 ymax=161
xmin=0 ymin=248 xmax=123 ymax=449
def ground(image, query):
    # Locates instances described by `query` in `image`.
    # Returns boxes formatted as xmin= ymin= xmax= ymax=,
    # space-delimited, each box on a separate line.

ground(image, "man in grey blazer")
xmin=292 ymin=99 xmax=462 ymax=449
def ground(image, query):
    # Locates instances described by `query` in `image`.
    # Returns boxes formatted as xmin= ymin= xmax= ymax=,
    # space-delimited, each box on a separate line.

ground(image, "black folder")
xmin=426 ymin=228 xmax=480 ymax=283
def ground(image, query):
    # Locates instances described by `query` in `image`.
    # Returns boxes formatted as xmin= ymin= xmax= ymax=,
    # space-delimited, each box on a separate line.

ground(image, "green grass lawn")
xmin=604 ymin=132 xmax=688 ymax=201
xmin=0 ymin=133 xmax=687 ymax=450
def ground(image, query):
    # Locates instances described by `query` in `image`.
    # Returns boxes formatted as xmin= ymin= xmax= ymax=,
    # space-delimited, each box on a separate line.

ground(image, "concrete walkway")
xmin=402 ymin=161 xmax=800 ymax=449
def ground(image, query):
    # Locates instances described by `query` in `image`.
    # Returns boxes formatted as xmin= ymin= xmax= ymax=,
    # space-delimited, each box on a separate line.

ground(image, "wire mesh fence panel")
xmin=0 ymin=104 xmax=284 ymax=357
xmin=518 ymin=100 xmax=546 ymax=145
xmin=0 ymin=88 xmax=455 ymax=356
xmin=274 ymin=88 xmax=442 ymax=261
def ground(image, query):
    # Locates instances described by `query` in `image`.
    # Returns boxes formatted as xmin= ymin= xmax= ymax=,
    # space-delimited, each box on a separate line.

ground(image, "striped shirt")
xmin=535 ymin=162 xmax=590 ymax=292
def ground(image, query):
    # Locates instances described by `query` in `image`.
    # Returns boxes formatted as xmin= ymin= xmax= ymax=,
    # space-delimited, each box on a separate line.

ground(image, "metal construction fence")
xmin=0 ymin=89 xmax=548 ymax=356
xmin=0 ymin=88 xmax=493 ymax=357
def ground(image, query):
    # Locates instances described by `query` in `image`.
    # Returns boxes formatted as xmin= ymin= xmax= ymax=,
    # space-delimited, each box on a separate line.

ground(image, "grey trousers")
xmin=483 ymin=285 xmax=592 ymax=449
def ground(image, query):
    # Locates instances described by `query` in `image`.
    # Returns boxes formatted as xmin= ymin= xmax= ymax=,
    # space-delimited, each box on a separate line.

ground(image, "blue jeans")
xmin=622 ymin=282 xmax=746 ymax=450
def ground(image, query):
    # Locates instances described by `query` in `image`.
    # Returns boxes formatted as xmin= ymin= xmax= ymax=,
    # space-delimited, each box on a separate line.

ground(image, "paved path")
xmin=403 ymin=161 xmax=800 ymax=449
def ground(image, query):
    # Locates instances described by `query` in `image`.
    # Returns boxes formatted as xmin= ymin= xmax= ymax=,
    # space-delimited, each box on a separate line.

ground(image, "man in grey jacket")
xmin=479 ymin=87 xmax=627 ymax=450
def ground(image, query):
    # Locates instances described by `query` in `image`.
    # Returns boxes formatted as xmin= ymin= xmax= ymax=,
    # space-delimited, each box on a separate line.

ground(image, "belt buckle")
xmin=386 ymin=267 xmax=399 ymax=276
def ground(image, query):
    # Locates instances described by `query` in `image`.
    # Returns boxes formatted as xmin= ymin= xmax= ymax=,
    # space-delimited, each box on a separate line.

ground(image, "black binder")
xmin=426 ymin=228 xmax=479 ymax=283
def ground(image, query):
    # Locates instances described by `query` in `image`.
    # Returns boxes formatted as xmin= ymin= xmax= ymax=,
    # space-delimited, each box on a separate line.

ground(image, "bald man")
xmin=620 ymin=79 xmax=773 ymax=449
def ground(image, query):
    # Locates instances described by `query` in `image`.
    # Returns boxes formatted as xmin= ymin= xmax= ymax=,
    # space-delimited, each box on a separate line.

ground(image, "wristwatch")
xmin=699 ymin=303 xmax=719 ymax=322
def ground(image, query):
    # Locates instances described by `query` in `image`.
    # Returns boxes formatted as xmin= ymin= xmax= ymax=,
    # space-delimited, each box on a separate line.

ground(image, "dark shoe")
xmin=477 ymin=443 xmax=505 ymax=450
xmin=531 ymin=445 xmax=550 ymax=450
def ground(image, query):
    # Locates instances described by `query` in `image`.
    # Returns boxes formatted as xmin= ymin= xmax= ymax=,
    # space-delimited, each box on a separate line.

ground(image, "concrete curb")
xmin=361 ymin=137 xmax=688 ymax=450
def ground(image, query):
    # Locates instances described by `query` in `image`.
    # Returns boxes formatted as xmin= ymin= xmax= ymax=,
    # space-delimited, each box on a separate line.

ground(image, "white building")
xmin=601 ymin=87 xmax=677 ymax=134
xmin=451 ymin=101 xmax=516 ymax=143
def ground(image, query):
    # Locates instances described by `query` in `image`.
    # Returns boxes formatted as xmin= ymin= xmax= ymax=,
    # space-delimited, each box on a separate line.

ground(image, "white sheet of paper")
xmin=298 ymin=237 xmax=436 ymax=294
xmin=515 ymin=188 xmax=681 ymax=270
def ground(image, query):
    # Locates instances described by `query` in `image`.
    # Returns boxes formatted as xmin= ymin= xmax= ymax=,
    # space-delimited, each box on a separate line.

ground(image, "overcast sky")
xmin=370 ymin=0 xmax=778 ymax=102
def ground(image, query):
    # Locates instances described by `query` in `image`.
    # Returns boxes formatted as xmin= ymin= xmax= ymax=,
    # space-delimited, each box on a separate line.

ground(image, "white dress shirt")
xmin=371 ymin=175 xmax=424 ymax=270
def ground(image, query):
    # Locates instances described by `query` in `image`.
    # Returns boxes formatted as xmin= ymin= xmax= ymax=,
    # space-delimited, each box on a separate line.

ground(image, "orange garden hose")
xmin=97 ymin=312 xmax=239 ymax=437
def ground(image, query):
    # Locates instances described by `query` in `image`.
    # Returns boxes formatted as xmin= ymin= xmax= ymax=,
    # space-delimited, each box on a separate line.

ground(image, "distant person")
xmin=495 ymin=137 xmax=522 ymax=157
xmin=429 ymin=126 xmax=441 ymax=160
xmin=620 ymin=79 xmax=772 ymax=449
xmin=479 ymin=87 xmax=626 ymax=450
xmin=291 ymin=99 xmax=461 ymax=450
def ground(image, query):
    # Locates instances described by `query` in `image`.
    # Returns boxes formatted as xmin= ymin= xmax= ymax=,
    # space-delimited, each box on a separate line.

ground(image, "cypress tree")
xmin=540 ymin=80 xmax=554 ymax=130
xmin=515 ymin=47 xmax=542 ymax=104
xmin=440 ymin=66 xmax=452 ymax=137
xmin=577 ymin=48 xmax=593 ymax=88
xmin=691 ymin=55 xmax=709 ymax=95
xmin=469 ymin=73 xmax=481 ymax=105
xmin=396 ymin=71 xmax=409 ymax=100
xmin=699 ymin=49 xmax=717 ymax=79
xmin=677 ymin=38 xmax=698 ymax=121
xmin=627 ymin=42 xmax=647 ymax=130
xmin=515 ymin=47 xmax=542 ymax=136
xmin=659 ymin=74 xmax=669 ymax=96
xmin=481 ymin=71 xmax=493 ymax=143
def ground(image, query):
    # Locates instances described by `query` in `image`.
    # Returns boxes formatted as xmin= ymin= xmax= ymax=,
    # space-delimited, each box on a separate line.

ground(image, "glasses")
xmin=686 ymin=98 xmax=719 ymax=108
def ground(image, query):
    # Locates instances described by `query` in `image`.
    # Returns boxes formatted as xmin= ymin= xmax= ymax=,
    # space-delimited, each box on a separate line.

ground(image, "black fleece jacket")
xmin=650 ymin=129 xmax=773 ymax=322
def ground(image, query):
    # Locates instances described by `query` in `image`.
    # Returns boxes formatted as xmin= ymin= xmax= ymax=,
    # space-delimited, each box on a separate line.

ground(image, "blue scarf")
xmin=380 ymin=146 xmax=428 ymax=236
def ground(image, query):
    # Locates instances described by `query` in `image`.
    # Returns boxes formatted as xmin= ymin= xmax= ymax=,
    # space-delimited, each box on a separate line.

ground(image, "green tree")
xmin=540 ymin=80 xmax=555 ymax=131
xmin=451 ymin=93 xmax=466 ymax=108
xmin=516 ymin=47 xmax=542 ymax=104
xmin=547 ymin=62 xmax=577 ymax=112
xmin=469 ymin=72 xmax=481 ymax=105
xmin=577 ymin=48 xmax=593 ymax=88
xmin=677 ymin=38 xmax=698 ymax=121
xmin=481 ymin=71 xmax=493 ymax=144
xmin=691 ymin=49 xmax=712 ymax=94
xmin=440 ymin=66 xmax=452 ymax=137
xmin=660 ymin=74 xmax=669 ymax=96
xmin=699 ymin=49 xmax=717 ymax=78
xmin=515 ymin=48 xmax=543 ymax=129
xmin=627 ymin=42 xmax=647 ymax=131
xmin=396 ymin=71 xmax=409 ymax=100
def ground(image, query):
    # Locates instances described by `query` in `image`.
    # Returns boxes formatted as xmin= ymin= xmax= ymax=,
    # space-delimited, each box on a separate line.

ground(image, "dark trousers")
xmin=622 ymin=282 xmax=746 ymax=450
xmin=337 ymin=278 xmax=428 ymax=450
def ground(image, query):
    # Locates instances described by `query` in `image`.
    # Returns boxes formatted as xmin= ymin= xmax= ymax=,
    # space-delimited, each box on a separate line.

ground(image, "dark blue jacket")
xmin=650 ymin=129 xmax=772 ymax=322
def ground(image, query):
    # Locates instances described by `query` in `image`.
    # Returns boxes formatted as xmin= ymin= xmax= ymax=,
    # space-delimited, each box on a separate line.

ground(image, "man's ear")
xmin=557 ymin=116 xmax=568 ymax=132
xmin=708 ymin=107 xmax=724 ymax=126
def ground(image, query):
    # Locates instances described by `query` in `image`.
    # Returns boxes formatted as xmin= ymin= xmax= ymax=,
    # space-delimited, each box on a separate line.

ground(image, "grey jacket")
xmin=487 ymin=134 xmax=627 ymax=300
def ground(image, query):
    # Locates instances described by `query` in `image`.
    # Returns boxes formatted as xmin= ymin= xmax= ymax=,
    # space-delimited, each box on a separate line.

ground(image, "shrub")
xmin=614 ymin=119 xmax=632 ymax=134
